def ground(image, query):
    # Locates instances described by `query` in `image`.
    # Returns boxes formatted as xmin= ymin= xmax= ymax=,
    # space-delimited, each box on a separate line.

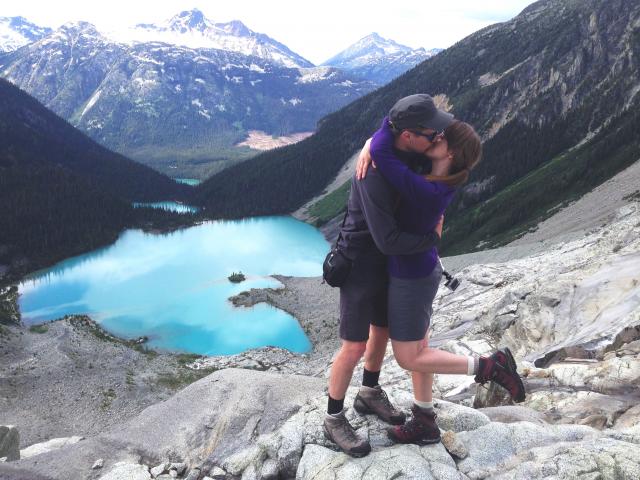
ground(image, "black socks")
xmin=362 ymin=368 xmax=380 ymax=388
xmin=327 ymin=395 xmax=344 ymax=415
xmin=327 ymin=368 xmax=381 ymax=414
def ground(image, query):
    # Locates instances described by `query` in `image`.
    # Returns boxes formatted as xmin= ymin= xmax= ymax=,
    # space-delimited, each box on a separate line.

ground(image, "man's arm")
xmin=356 ymin=171 xmax=440 ymax=255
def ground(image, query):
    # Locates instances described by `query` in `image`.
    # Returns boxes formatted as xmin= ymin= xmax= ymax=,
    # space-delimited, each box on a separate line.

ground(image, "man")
xmin=323 ymin=94 xmax=454 ymax=457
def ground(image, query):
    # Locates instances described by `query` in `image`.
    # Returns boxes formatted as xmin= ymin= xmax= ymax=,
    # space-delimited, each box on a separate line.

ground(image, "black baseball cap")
xmin=389 ymin=94 xmax=454 ymax=132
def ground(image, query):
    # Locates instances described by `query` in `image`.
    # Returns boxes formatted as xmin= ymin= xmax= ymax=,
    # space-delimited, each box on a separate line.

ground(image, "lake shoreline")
xmin=0 ymin=274 xmax=339 ymax=448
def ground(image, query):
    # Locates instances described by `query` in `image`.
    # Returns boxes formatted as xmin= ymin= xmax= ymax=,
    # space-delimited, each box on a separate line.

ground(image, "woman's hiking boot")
xmin=491 ymin=347 xmax=518 ymax=373
xmin=323 ymin=410 xmax=371 ymax=457
xmin=387 ymin=405 xmax=441 ymax=445
xmin=475 ymin=348 xmax=526 ymax=402
xmin=353 ymin=385 xmax=406 ymax=425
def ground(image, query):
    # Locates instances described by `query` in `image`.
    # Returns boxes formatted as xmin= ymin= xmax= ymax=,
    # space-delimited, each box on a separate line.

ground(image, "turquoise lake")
xmin=18 ymin=217 xmax=329 ymax=355
xmin=174 ymin=178 xmax=201 ymax=186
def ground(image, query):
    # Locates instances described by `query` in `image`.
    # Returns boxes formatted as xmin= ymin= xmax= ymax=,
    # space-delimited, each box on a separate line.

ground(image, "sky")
xmin=1 ymin=0 xmax=538 ymax=64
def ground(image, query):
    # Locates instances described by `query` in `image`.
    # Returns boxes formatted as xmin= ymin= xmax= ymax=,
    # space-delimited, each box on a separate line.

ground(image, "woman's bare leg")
xmin=392 ymin=339 xmax=468 ymax=374
xmin=411 ymin=337 xmax=434 ymax=402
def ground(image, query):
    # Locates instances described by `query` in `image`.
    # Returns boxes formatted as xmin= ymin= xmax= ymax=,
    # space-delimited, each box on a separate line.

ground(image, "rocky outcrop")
xmin=0 ymin=285 xmax=20 ymax=325
xmin=4 ymin=369 xmax=326 ymax=479
xmin=4 ymin=369 xmax=639 ymax=480
xmin=20 ymin=436 xmax=84 ymax=459
xmin=0 ymin=425 xmax=19 ymax=462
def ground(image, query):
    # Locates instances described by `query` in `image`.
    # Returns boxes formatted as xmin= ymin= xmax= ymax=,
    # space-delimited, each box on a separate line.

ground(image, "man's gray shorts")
xmin=388 ymin=263 xmax=443 ymax=342
xmin=339 ymin=256 xmax=388 ymax=342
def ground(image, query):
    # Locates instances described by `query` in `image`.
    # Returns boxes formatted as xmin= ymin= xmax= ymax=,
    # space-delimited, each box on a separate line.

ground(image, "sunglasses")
xmin=409 ymin=130 xmax=444 ymax=142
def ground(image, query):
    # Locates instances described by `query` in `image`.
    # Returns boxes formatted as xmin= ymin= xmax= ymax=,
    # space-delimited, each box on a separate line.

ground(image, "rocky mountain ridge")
xmin=112 ymin=9 xmax=314 ymax=69
xmin=0 ymin=17 xmax=51 ymax=52
xmin=323 ymin=32 xmax=441 ymax=85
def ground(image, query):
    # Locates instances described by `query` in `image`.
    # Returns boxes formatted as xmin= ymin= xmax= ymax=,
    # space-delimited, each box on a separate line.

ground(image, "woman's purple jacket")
xmin=370 ymin=117 xmax=455 ymax=279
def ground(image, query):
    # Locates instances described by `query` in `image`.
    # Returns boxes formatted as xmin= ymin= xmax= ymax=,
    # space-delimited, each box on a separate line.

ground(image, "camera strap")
xmin=438 ymin=257 xmax=453 ymax=281
xmin=333 ymin=209 xmax=349 ymax=249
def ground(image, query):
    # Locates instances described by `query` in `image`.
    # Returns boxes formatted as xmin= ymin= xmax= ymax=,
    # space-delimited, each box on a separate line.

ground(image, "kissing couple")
xmin=323 ymin=94 xmax=525 ymax=456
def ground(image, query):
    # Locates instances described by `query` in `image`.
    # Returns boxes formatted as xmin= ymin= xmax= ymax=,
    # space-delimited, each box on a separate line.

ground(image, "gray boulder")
xmin=20 ymin=436 xmax=84 ymax=459
xmin=98 ymin=462 xmax=151 ymax=480
xmin=434 ymin=400 xmax=490 ymax=432
xmin=296 ymin=443 xmax=465 ymax=480
xmin=8 ymin=369 xmax=325 ymax=479
xmin=455 ymin=422 xmax=601 ymax=477
xmin=478 ymin=406 xmax=550 ymax=425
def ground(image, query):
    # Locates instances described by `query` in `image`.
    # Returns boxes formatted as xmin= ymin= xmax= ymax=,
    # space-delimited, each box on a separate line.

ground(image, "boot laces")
xmin=337 ymin=418 xmax=359 ymax=442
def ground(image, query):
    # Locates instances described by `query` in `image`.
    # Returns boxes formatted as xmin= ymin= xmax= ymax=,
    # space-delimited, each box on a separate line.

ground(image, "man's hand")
xmin=356 ymin=138 xmax=375 ymax=180
xmin=435 ymin=215 xmax=444 ymax=238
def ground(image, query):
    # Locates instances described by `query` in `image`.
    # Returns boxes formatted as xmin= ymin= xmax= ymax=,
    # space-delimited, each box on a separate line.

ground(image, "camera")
xmin=438 ymin=258 xmax=461 ymax=291
xmin=444 ymin=272 xmax=461 ymax=291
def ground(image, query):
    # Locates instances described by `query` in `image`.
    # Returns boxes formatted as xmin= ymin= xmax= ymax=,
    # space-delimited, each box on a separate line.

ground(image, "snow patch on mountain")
xmin=0 ymin=16 xmax=52 ymax=52
xmin=81 ymin=90 xmax=102 ymax=117
xmin=296 ymin=67 xmax=336 ymax=84
xmin=103 ymin=8 xmax=314 ymax=69
xmin=323 ymin=32 xmax=442 ymax=85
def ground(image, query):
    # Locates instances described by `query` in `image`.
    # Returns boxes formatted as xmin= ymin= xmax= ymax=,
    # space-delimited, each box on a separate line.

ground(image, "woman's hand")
xmin=356 ymin=138 xmax=375 ymax=180
xmin=435 ymin=215 xmax=444 ymax=238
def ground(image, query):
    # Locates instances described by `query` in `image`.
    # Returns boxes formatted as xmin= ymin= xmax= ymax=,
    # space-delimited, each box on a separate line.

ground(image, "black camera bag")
xmin=322 ymin=212 xmax=352 ymax=287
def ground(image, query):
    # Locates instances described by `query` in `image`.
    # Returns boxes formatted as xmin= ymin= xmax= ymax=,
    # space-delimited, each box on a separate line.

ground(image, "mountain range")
xmin=195 ymin=0 xmax=640 ymax=255
xmin=113 ymin=9 xmax=314 ymax=69
xmin=323 ymin=33 xmax=441 ymax=85
xmin=0 ymin=11 xmax=375 ymax=178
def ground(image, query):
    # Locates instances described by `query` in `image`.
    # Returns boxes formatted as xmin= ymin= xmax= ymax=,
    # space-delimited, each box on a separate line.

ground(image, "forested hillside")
xmin=0 ymin=79 xmax=194 ymax=283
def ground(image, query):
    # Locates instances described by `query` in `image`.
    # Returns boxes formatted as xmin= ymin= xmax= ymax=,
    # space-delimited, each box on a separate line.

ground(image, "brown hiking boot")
xmin=475 ymin=350 xmax=526 ymax=403
xmin=353 ymin=385 xmax=406 ymax=425
xmin=387 ymin=405 xmax=441 ymax=445
xmin=323 ymin=411 xmax=371 ymax=457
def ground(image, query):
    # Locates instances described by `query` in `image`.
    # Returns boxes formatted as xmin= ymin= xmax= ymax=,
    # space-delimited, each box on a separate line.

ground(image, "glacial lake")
xmin=18 ymin=217 xmax=329 ymax=355
xmin=174 ymin=178 xmax=201 ymax=186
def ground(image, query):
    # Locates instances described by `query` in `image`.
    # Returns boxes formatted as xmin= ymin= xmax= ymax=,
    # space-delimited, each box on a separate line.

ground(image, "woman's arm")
xmin=370 ymin=117 xmax=451 ymax=204
xmin=355 ymin=138 xmax=374 ymax=181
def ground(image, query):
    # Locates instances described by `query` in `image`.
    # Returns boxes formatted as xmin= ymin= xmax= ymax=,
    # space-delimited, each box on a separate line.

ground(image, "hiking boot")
xmin=491 ymin=347 xmax=517 ymax=373
xmin=323 ymin=411 xmax=371 ymax=457
xmin=387 ymin=405 xmax=441 ymax=445
xmin=475 ymin=351 xmax=526 ymax=403
xmin=353 ymin=385 xmax=406 ymax=425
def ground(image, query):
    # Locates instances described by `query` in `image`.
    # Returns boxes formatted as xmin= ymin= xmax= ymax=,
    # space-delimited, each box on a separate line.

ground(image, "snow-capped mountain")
xmin=323 ymin=33 xmax=442 ymax=85
xmin=106 ymin=9 xmax=313 ymax=69
xmin=0 ymin=21 xmax=374 ymax=178
xmin=0 ymin=16 xmax=51 ymax=52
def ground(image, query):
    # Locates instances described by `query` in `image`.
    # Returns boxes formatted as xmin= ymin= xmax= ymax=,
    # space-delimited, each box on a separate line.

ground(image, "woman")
xmin=356 ymin=115 xmax=525 ymax=445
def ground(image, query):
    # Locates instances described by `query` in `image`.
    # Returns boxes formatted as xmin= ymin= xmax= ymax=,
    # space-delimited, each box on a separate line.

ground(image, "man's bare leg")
xmin=363 ymin=325 xmax=389 ymax=376
xmin=328 ymin=340 xmax=367 ymax=401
